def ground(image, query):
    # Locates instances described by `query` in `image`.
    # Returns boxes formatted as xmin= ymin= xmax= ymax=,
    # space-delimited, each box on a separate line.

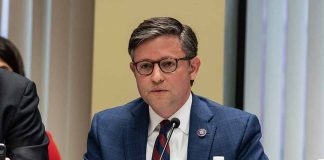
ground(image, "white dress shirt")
xmin=146 ymin=93 xmax=192 ymax=160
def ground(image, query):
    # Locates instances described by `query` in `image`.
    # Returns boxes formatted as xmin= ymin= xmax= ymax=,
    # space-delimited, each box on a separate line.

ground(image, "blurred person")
xmin=0 ymin=36 xmax=60 ymax=160
xmin=0 ymin=68 xmax=48 ymax=159
xmin=85 ymin=17 xmax=268 ymax=160
xmin=0 ymin=37 xmax=24 ymax=76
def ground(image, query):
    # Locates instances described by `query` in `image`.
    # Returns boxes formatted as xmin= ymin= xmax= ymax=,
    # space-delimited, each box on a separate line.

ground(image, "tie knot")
xmin=159 ymin=120 xmax=171 ymax=134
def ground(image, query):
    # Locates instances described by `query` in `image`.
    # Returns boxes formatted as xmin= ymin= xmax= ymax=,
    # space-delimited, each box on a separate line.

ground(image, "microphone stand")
xmin=159 ymin=123 xmax=176 ymax=160
xmin=159 ymin=118 xmax=180 ymax=160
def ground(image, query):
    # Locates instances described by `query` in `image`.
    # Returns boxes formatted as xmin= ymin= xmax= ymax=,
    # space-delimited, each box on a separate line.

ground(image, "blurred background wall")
xmin=91 ymin=0 xmax=225 ymax=113
xmin=244 ymin=0 xmax=324 ymax=159
xmin=0 ymin=0 xmax=93 ymax=159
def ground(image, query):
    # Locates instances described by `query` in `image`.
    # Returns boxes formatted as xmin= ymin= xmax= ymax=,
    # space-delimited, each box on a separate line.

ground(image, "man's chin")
xmin=146 ymin=97 xmax=170 ymax=108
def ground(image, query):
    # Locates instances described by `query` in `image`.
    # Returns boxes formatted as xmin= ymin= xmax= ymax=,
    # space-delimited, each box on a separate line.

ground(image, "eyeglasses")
xmin=132 ymin=56 xmax=193 ymax=75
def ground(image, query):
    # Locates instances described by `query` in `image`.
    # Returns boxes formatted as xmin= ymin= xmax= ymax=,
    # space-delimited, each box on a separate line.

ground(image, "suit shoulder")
xmin=195 ymin=95 xmax=260 ymax=135
xmin=196 ymin=95 xmax=254 ymax=120
xmin=0 ymin=69 xmax=37 ymax=110
xmin=93 ymin=98 xmax=144 ymax=123
xmin=0 ymin=69 xmax=32 ymax=91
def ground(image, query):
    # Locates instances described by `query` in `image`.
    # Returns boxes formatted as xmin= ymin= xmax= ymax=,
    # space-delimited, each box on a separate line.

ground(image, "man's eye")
xmin=139 ymin=63 xmax=153 ymax=69
xmin=161 ymin=61 xmax=175 ymax=68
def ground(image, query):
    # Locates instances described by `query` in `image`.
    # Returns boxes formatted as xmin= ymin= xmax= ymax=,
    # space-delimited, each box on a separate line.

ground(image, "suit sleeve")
xmin=238 ymin=115 xmax=269 ymax=160
xmin=6 ymin=81 xmax=49 ymax=160
xmin=84 ymin=113 xmax=102 ymax=160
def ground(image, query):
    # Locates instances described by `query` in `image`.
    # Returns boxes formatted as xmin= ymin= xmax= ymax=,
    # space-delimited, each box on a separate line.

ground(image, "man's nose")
xmin=151 ymin=63 xmax=164 ymax=84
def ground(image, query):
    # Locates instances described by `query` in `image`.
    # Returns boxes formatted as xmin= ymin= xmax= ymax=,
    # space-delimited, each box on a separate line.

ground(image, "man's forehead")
xmin=133 ymin=49 xmax=185 ymax=62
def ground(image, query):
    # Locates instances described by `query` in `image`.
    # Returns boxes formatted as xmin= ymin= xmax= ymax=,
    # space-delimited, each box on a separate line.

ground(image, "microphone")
xmin=159 ymin=118 xmax=180 ymax=160
xmin=0 ymin=143 xmax=6 ymax=160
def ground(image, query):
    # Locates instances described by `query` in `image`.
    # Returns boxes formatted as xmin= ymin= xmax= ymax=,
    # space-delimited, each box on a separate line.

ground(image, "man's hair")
xmin=0 ymin=36 xmax=25 ymax=76
xmin=128 ymin=17 xmax=198 ymax=60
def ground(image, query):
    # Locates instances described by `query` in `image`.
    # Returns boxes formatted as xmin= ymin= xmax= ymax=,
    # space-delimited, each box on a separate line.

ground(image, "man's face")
xmin=130 ymin=35 xmax=200 ymax=118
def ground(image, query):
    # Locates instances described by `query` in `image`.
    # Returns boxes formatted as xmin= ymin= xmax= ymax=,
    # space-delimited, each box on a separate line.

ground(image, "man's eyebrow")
xmin=134 ymin=58 xmax=154 ymax=62
xmin=135 ymin=56 xmax=180 ymax=62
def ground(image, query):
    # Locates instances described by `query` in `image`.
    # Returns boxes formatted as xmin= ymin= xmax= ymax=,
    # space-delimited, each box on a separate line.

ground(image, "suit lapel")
xmin=125 ymin=100 xmax=149 ymax=160
xmin=187 ymin=94 xmax=217 ymax=160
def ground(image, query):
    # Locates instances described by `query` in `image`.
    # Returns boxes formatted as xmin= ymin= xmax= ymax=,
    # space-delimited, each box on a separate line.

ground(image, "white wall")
xmin=245 ymin=0 xmax=324 ymax=159
xmin=0 ymin=0 xmax=94 ymax=159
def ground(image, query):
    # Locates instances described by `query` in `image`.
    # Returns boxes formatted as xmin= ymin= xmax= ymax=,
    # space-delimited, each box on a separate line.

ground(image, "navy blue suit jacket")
xmin=84 ymin=94 xmax=268 ymax=160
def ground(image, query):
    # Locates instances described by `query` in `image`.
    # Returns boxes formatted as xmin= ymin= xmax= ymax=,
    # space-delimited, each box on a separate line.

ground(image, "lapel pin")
xmin=196 ymin=128 xmax=207 ymax=137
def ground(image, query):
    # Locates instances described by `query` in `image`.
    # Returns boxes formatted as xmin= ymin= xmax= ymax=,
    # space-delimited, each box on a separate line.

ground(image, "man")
xmin=0 ymin=69 xmax=49 ymax=159
xmin=85 ymin=17 xmax=268 ymax=160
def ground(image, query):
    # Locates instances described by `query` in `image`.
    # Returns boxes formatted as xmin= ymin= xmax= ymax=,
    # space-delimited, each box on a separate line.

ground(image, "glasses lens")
xmin=137 ymin=61 xmax=153 ymax=75
xmin=160 ymin=59 xmax=177 ymax=73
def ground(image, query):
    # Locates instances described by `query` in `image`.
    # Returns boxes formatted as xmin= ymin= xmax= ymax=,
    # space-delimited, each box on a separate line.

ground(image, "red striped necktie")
xmin=152 ymin=120 xmax=171 ymax=160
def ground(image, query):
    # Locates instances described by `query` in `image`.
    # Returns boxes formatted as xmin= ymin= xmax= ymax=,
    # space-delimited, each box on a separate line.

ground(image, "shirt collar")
xmin=148 ymin=93 xmax=192 ymax=136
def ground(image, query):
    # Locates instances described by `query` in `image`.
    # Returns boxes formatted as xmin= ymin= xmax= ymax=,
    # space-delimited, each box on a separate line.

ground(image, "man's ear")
xmin=189 ymin=57 xmax=200 ymax=80
xmin=130 ymin=62 xmax=136 ymax=74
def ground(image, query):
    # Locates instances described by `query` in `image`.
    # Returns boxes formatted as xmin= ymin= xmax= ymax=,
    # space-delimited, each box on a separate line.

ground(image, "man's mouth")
xmin=151 ymin=89 xmax=167 ymax=92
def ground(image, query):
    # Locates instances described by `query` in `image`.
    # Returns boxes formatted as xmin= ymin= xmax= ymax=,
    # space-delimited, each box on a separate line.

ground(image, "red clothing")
xmin=46 ymin=131 xmax=61 ymax=160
